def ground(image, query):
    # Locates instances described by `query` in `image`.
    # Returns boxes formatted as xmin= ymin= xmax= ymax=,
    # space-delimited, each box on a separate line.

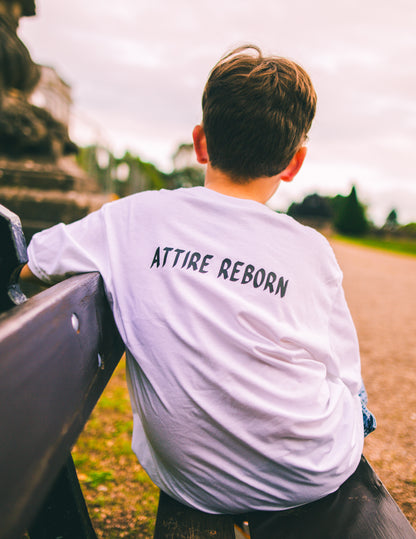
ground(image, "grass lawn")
xmin=73 ymin=357 xmax=159 ymax=538
xmin=333 ymin=235 xmax=416 ymax=257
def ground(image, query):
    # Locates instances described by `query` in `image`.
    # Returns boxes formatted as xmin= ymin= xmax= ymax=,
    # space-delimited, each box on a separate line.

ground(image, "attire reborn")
xmin=28 ymin=186 xmax=365 ymax=513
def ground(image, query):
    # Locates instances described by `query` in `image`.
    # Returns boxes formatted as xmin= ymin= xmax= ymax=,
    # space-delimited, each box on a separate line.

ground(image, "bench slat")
xmin=27 ymin=455 xmax=98 ymax=539
xmin=154 ymin=456 xmax=416 ymax=539
xmin=245 ymin=456 xmax=416 ymax=539
xmin=0 ymin=273 xmax=124 ymax=539
xmin=154 ymin=491 xmax=235 ymax=539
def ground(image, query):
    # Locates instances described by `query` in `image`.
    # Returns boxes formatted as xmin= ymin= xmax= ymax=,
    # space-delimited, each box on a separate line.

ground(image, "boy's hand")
xmin=19 ymin=264 xmax=44 ymax=285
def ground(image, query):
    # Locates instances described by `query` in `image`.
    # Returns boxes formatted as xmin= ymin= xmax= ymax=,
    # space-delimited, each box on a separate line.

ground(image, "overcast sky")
xmin=18 ymin=0 xmax=416 ymax=224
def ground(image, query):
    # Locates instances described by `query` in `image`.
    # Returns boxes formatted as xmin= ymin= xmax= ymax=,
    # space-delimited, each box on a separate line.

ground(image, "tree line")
xmin=76 ymin=145 xmax=204 ymax=199
xmin=287 ymin=187 xmax=416 ymax=238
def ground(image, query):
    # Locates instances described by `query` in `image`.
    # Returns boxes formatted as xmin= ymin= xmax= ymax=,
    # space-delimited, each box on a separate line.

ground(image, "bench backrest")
xmin=0 ymin=205 xmax=124 ymax=539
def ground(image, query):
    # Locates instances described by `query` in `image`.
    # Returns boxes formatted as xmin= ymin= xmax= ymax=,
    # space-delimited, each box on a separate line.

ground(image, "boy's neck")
xmin=204 ymin=164 xmax=281 ymax=205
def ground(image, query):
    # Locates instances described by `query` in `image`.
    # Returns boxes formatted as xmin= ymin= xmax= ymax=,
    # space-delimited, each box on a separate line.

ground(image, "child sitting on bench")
xmin=22 ymin=44 xmax=375 ymax=514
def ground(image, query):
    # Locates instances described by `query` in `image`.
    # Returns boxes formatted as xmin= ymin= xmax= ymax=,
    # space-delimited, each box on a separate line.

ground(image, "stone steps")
xmin=0 ymin=160 xmax=110 ymax=240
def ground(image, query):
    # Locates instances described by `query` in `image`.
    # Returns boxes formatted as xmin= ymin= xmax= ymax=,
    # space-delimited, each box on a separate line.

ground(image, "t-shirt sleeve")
xmin=27 ymin=207 xmax=109 ymax=285
xmin=327 ymin=279 xmax=362 ymax=396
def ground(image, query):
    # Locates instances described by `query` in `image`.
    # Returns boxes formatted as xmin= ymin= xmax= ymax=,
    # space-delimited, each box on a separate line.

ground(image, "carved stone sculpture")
xmin=0 ymin=0 xmax=77 ymax=159
xmin=0 ymin=1 xmax=109 ymax=240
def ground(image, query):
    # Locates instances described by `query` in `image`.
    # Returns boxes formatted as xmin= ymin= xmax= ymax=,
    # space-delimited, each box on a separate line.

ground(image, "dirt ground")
xmin=330 ymin=240 xmax=416 ymax=528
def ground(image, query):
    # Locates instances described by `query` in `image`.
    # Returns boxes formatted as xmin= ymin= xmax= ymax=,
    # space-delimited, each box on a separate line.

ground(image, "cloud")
xmin=17 ymin=0 xmax=416 ymax=221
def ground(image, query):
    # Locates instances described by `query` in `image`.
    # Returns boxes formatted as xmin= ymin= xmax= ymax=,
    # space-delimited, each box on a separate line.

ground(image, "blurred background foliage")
xmin=76 ymin=143 xmax=415 ymax=243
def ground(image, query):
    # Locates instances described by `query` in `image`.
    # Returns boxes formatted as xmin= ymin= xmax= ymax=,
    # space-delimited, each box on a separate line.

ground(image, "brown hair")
xmin=201 ymin=45 xmax=317 ymax=182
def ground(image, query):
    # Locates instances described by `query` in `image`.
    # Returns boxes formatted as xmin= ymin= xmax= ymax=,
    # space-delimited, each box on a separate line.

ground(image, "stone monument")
xmin=0 ymin=0 xmax=109 ymax=240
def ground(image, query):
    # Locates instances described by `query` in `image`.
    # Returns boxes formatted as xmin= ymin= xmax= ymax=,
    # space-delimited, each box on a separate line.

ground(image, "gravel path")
xmin=331 ymin=240 xmax=416 ymax=527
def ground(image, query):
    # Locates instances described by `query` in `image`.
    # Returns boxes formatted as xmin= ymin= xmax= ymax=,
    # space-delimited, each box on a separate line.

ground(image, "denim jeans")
xmin=359 ymin=382 xmax=377 ymax=437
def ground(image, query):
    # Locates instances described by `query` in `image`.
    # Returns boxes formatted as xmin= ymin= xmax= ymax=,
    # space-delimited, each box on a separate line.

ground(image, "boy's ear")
xmin=279 ymin=146 xmax=307 ymax=183
xmin=192 ymin=125 xmax=208 ymax=164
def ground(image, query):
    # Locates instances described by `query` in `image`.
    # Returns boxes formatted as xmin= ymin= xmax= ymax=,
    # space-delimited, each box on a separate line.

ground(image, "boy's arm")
xmin=25 ymin=208 xmax=109 ymax=286
xmin=328 ymin=280 xmax=362 ymax=395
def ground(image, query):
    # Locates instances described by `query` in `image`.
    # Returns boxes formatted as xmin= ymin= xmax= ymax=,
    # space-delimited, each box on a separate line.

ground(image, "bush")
xmin=287 ymin=193 xmax=333 ymax=219
xmin=397 ymin=222 xmax=416 ymax=239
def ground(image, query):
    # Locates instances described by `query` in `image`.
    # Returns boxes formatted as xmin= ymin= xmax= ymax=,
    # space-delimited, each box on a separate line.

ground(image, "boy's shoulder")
xmin=276 ymin=212 xmax=341 ymax=280
xmin=100 ymin=188 xmax=173 ymax=216
xmin=274 ymin=210 xmax=332 ymax=246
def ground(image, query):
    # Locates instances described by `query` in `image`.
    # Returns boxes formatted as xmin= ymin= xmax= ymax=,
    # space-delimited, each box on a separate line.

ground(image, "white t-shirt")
xmin=28 ymin=186 xmax=364 ymax=513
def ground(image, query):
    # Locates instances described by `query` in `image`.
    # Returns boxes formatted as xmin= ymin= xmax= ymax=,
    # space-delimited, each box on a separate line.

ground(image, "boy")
xmin=22 ymin=45 xmax=374 ymax=514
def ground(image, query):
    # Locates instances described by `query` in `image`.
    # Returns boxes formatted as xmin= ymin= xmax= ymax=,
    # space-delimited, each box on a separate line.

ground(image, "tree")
xmin=168 ymin=141 xmax=205 ymax=188
xmin=384 ymin=209 xmax=398 ymax=229
xmin=334 ymin=185 xmax=369 ymax=236
xmin=166 ymin=167 xmax=205 ymax=189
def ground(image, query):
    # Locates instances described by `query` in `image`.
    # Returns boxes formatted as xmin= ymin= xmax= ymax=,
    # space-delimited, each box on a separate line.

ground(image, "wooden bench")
xmin=154 ymin=457 xmax=416 ymax=538
xmin=0 ymin=204 xmax=415 ymax=539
